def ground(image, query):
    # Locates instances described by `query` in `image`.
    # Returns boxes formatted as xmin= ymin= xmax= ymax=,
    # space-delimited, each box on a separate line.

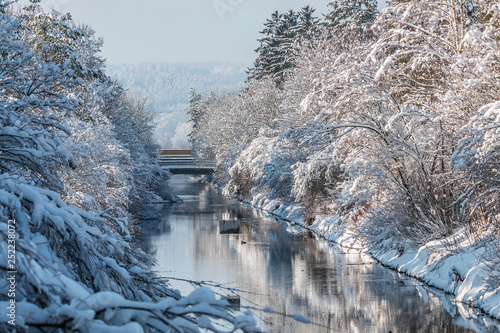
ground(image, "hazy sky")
xmin=18 ymin=0 xmax=385 ymax=65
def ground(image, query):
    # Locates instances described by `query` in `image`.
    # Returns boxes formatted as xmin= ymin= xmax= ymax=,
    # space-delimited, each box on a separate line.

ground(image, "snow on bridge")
xmin=158 ymin=150 xmax=216 ymax=175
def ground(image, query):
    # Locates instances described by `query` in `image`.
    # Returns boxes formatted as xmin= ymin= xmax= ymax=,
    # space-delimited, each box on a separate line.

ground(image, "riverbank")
xmin=245 ymin=193 xmax=500 ymax=326
xmin=143 ymin=175 xmax=483 ymax=332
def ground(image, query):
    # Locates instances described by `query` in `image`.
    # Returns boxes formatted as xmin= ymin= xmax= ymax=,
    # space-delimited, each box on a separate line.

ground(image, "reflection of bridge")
xmin=158 ymin=150 xmax=216 ymax=175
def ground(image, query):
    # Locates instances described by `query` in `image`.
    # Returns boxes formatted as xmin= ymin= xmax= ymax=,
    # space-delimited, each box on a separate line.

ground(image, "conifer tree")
xmin=296 ymin=5 xmax=321 ymax=37
xmin=324 ymin=0 xmax=378 ymax=46
xmin=187 ymin=88 xmax=203 ymax=145
xmin=247 ymin=8 xmax=320 ymax=87
xmin=325 ymin=0 xmax=378 ymax=27
xmin=247 ymin=11 xmax=282 ymax=83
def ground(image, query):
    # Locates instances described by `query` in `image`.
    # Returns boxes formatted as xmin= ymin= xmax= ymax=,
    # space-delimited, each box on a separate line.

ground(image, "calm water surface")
xmin=138 ymin=175 xmax=500 ymax=333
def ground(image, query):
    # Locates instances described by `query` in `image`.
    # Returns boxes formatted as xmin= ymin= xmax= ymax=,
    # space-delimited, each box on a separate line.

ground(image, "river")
xmin=138 ymin=175 xmax=499 ymax=333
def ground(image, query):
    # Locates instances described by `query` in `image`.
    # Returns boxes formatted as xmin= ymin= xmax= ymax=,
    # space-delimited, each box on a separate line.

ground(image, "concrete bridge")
xmin=158 ymin=150 xmax=216 ymax=175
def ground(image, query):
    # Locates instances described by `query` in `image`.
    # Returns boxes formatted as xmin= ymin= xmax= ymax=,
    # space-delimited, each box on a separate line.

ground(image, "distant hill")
xmin=108 ymin=62 xmax=248 ymax=148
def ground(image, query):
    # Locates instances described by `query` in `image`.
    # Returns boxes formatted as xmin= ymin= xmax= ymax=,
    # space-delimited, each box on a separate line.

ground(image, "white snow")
xmin=246 ymin=194 xmax=500 ymax=322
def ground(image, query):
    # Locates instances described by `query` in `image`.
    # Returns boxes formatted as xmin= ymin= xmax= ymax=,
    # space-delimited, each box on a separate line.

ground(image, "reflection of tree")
xmin=231 ymin=221 xmax=479 ymax=333
xmin=135 ymin=204 xmax=174 ymax=255
xmin=140 ymin=177 xmax=487 ymax=332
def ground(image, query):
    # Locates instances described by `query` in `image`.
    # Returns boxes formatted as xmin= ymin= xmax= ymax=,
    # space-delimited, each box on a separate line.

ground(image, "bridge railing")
xmin=158 ymin=159 xmax=216 ymax=168
xmin=159 ymin=149 xmax=192 ymax=156
xmin=158 ymin=156 xmax=193 ymax=161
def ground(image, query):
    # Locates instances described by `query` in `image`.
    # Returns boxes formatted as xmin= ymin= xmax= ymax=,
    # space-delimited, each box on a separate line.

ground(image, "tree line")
xmin=0 ymin=1 xmax=261 ymax=331
xmin=189 ymin=0 xmax=499 ymax=250
xmin=108 ymin=62 xmax=247 ymax=148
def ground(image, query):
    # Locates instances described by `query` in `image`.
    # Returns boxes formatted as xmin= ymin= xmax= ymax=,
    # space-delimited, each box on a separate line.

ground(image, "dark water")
xmin=138 ymin=175 xmax=500 ymax=333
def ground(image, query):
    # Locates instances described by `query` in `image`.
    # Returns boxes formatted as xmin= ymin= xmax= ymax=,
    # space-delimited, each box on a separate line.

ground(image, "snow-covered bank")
xmin=0 ymin=2 xmax=264 ymax=331
xmin=246 ymin=193 xmax=500 ymax=325
xmin=187 ymin=0 xmax=500 ymax=329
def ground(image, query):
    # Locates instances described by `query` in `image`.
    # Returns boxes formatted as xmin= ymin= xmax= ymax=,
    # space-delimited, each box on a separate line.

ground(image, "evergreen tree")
xmin=324 ymin=0 xmax=378 ymax=46
xmin=247 ymin=11 xmax=282 ymax=84
xmin=270 ymin=10 xmax=299 ymax=84
xmin=187 ymin=88 xmax=216 ymax=158
xmin=247 ymin=8 xmax=320 ymax=87
xmin=187 ymin=88 xmax=203 ymax=145
xmin=295 ymin=5 xmax=321 ymax=38
xmin=325 ymin=0 xmax=378 ymax=27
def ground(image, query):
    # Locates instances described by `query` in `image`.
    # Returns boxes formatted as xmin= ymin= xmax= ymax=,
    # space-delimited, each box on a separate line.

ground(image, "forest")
xmin=0 ymin=1 xmax=261 ymax=332
xmin=189 ymin=0 xmax=500 ymax=319
xmin=1 ymin=0 xmax=500 ymax=331
xmin=108 ymin=62 xmax=247 ymax=148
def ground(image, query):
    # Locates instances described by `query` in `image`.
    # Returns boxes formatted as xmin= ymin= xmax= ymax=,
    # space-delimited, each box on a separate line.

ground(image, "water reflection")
xmin=138 ymin=175 xmax=500 ymax=333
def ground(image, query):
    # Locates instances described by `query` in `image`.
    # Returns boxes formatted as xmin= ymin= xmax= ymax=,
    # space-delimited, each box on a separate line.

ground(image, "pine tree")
xmin=296 ymin=5 xmax=321 ymax=38
xmin=270 ymin=10 xmax=299 ymax=84
xmin=325 ymin=0 xmax=378 ymax=27
xmin=247 ymin=11 xmax=282 ymax=83
xmin=187 ymin=88 xmax=203 ymax=143
xmin=324 ymin=0 xmax=378 ymax=47
xmin=248 ymin=8 xmax=320 ymax=87
xmin=187 ymin=88 xmax=214 ymax=158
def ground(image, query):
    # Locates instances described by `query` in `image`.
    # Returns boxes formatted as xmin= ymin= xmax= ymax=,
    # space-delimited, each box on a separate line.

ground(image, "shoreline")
xmin=243 ymin=193 xmax=500 ymax=327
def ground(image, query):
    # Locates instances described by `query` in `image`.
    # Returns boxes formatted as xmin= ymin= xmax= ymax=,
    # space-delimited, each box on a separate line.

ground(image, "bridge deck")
xmin=158 ymin=157 xmax=215 ymax=175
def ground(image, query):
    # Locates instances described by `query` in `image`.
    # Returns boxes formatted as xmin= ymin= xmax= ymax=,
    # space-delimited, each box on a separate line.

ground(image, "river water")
xmin=138 ymin=175 xmax=499 ymax=333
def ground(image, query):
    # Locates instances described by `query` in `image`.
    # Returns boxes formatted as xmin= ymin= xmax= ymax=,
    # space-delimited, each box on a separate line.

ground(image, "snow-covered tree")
xmin=363 ymin=0 xmax=500 ymax=235
xmin=325 ymin=0 xmax=378 ymax=28
xmin=188 ymin=79 xmax=283 ymax=183
xmin=126 ymin=92 xmax=158 ymax=156
xmin=0 ymin=3 xmax=77 ymax=188
xmin=247 ymin=8 xmax=320 ymax=87
xmin=296 ymin=5 xmax=321 ymax=38
xmin=195 ymin=0 xmax=500 ymax=243
xmin=187 ymin=88 xmax=207 ymax=156
xmin=452 ymin=101 xmax=500 ymax=227
xmin=1 ymin=2 xmax=262 ymax=331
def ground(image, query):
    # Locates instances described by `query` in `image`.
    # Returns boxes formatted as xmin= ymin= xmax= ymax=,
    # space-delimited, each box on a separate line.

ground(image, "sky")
xmin=16 ymin=0 xmax=384 ymax=65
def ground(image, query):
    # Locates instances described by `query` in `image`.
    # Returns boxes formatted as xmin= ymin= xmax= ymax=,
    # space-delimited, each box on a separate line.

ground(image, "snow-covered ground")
xmin=246 ymin=193 xmax=500 ymax=327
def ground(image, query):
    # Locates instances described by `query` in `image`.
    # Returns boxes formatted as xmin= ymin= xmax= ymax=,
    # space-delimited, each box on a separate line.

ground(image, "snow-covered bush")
xmin=1 ymin=2 xmax=261 ymax=331
xmin=188 ymin=79 xmax=283 ymax=184
xmin=452 ymin=102 xmax=500 ymax=229
xmin=192 ymin=0 xmax=500 ymax=244
xmin=0 ymin=176 xmax=260 ymax=331
xmin=61 ymin=116 xmax=133 ymax=217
